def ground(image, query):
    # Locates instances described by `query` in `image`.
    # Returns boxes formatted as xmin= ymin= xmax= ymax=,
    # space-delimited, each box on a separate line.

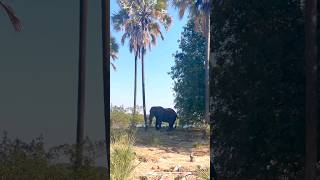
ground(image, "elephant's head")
xmin=149 ymin=106 xmax=163 ymax=127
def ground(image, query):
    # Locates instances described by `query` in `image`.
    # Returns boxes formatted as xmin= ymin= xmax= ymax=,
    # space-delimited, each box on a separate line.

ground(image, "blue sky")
xmin=110 ymin=0 xmax=189 ymax=112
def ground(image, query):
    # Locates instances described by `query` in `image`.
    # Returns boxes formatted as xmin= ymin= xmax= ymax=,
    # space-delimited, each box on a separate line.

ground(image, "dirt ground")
xmin=131 ymin=127 xmax=210 ymax=180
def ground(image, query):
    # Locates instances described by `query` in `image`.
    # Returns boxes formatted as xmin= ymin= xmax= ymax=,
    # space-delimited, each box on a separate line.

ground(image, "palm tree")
xmin=0 ymin=1 xmax=21 ymax=31
xmin=75 ymin=0 xmax=88 ymax=172
xmin=102 ymin=0 xmax=110 ymax=178
xmin=304 ymin=0 xmax=317 ymax=179
xmin=112 ymin=10 xmax=141 ymax=120
xmin=112 ymin=0 xmax=172 ymax=130
xmin=110 ymin=36 xmax=119 ymax=70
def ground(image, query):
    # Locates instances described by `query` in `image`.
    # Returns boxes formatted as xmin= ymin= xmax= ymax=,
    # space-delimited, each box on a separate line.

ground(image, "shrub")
xmin=196 ymin=166 xmax=210 ymax=180
xmin=110 ymin=131 xmax=138 ymax=180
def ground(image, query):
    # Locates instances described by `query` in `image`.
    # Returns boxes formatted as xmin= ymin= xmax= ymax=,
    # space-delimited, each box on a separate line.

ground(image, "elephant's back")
xmin=165 ymin=108 xmax=177 ymax=118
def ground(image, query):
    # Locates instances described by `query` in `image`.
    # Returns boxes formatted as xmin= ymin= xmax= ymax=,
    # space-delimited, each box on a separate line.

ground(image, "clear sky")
xmin=110 ymin=0 xmax=188 ymax=112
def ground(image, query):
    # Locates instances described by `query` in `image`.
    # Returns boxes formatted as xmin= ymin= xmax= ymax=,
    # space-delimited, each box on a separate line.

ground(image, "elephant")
xmin=149 ymin=106 xmax=177 ymax=131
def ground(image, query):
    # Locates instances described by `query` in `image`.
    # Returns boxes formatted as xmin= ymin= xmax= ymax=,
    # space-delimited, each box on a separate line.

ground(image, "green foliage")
xmin=110 ymin=131 xmax=138 ymax=180
xmin=211 ymin=0 xmax=306 ymax=179
xmin=110 ymin=35 xmax=119 ymax=70
xmin=111 ymin=105 xmax=144 ymax=128
xmin=0 ymin=132 xmax=106 ymax=179
xmin=169 ymin=20 xmax=206 ymax=125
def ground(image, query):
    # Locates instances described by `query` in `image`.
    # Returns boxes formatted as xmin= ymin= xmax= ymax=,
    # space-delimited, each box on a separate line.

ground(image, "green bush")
xmin=110 ymin=131 xmax=139 ymax=180
xmin=111 ymin=105 xmax=144 ymax=129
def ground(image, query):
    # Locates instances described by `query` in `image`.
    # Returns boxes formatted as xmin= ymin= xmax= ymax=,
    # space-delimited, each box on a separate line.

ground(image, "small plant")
xmin=110 ymin=131 xmax=139 ymax=180
xmin=196 ymin=166 xmax=210 ymax=180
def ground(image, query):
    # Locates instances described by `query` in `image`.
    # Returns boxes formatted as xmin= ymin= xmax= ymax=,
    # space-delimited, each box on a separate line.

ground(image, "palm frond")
xmin=0 ymin=1 xmax=21 ymax=32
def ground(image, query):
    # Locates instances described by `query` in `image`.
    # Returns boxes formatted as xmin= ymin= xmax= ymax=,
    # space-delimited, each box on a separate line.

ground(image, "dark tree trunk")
xmin=101 ymin=0 xmax=110 ymax=179
xmin=205 ymin=12 xmax=210 ymax=124
xmin=305 ymin=0 xmax=318 ymax=179
xmin=141 ymin=47 xmax=148 ymax=131
xmin=133 ymin=52 xmax=138 ymax=117
xmin=207 ymin=11 xmax=218 ymax=180
xmin=75 ymin=0 xmax=88 ymax=171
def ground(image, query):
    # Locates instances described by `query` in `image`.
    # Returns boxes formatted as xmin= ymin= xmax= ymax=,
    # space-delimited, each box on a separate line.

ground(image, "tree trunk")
xmin=205 ymin=13 xmax=210 ymax=124
xmin=141 ymin=47 xmax=148 ymax=131
xmin=133 ymin=52 xmax=138 ymax=118
xmin=206 ymin=12 xmax=218 ymax=180
xmin=101 ymin=0 xmax=110 ymax=179
xmin=75 ymin=0 xmax=88 ymax=172
xmin=305 ymin=0 xmax=318 ymax=179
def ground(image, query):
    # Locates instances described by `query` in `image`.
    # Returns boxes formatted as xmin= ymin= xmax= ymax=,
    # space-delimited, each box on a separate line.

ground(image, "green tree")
xmin=169 ymin=21 xmax=206 ymax=126
xmin=112 ymin=0 xmax=172 ymax=130
xmin=171 ymin=0 xmax=211 ymax=125
xmin=0 ymin=1 xmax=21 ymax=31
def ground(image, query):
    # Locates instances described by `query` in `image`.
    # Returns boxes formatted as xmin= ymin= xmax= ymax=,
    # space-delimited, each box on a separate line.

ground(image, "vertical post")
xmin=76 ymin=0 xmax=88 ymax=172
xmin=305 ymin=0 xmax=318 ymax=179
xmin=101 ymin=0 xmax=110 ymax=179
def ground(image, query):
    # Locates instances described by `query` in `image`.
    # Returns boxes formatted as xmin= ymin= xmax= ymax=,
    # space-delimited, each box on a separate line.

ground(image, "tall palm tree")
xmin=110 ymin=35 xmax=119 ymax=70
xmin=102 ymin=0 xmax=110 ymax=178
xmin=75 ymin=0 xmax=88 ymax=171
xmin=112 ymin=0 xmax=172 ymax=130
xmin=304 ymin=0 xmax=317 ymax=179
xmin=112 ymin=10 xmax=141 ymax=121
xmin=0 ymin=1 xmax=21 ymax=31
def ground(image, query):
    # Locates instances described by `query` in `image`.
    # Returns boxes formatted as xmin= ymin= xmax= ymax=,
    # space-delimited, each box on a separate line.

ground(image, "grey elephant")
xmin=149 ymin=106 xmax=177 ymax=131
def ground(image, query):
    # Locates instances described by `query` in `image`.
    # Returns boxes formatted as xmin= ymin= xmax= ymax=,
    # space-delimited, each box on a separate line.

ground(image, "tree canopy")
xmin=169 ymin=20 xmax=206 ymax=126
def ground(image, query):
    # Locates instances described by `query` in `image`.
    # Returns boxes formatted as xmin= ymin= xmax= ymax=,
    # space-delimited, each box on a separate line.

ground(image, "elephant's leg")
xmin=170 ymin=118 xmax=177 ymax=131
xmin=167 ymin=121 xmax=174 ymax=131
xmin=155 ymin=120 xmax=161 ymax=130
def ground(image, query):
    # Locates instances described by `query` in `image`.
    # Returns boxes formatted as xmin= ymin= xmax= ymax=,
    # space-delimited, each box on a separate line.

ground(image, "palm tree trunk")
xmin=141 ymin=47 xmax=148 ymax=131
xmin=205 ymin=13 xmax=210 ymax=124
xmin=75 ymin=0 xmax=88 ymax=172
xmin=101 ymin=0 xmax=110 ymax=179
xmin=133 ymin=52 xmax=138 ymax=118
xmin=305 ymin=0 xmax=318 ymax=179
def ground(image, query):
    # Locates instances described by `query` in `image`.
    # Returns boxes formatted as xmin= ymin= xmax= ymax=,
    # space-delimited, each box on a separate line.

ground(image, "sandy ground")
xmin=131 ymin=127 xmax=210 ymax=180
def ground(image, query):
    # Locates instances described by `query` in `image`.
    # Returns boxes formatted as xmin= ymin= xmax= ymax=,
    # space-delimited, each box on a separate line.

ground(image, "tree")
xmin=169 ymin=20 xmax=206 ymax=126
xmin=113 ymin=0 xmax=172 ymax=130
xmin=304 ymin=0 xmax=318 ymax=179
xmin=75 ymin=0 xmax=88 ymax=172
xmin=112 ymin=8 xmax=142 ymax=122
xmin=0 ymin=1 xmax=21 ymax=31
xmin=110 ymin=36 xmax=119 ymax=70
xmin=171 ymin=0 xmax=211 ymax=125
